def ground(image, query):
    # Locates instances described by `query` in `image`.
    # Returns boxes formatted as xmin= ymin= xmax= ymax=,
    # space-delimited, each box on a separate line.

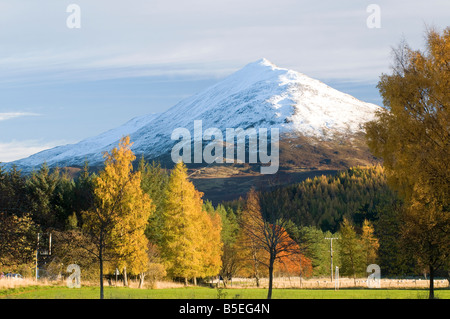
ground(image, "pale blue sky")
xmin=0 ymin=0 xmax=449 ymax=162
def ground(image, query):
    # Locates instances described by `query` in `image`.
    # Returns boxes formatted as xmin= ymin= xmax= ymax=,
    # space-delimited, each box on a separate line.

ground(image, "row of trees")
xmin=1 ymin=136 xmax=387 ymax=299
xmin=0 ymin=138 xmax=222 ymax=297
xmin=0 ymin=139 xmax=445 ymax=299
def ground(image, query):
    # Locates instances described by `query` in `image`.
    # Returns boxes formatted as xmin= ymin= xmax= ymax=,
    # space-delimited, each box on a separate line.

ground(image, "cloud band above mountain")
xmin=0 ymin=112 xmax=39 ymax=122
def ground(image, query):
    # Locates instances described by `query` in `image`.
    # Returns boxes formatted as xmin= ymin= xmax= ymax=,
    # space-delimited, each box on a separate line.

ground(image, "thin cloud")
xmin=0 ymin=140 xmax=63 ymax=163
xmin=0 ymin=112 xmax=40 ymax=121
xmin=0 ymin=1 xmax=448 ymax=84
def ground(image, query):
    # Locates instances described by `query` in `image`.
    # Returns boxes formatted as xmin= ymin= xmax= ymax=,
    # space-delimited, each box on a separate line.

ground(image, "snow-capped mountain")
xmin=7 ymin=58 xmax=381 ymax=171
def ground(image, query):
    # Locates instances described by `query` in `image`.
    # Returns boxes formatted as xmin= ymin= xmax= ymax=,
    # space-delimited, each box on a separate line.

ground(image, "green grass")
xmin=1 ymin=286 xmax=449 ymax=299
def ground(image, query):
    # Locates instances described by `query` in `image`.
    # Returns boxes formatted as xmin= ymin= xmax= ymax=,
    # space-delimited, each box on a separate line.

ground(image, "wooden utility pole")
xmin=35 ymin=233 xmax=40 ymax=282
xmin=35 ymin=232 xmax=52 ymax=282
xmin=325 ymin=237 xmax=338 ymax=282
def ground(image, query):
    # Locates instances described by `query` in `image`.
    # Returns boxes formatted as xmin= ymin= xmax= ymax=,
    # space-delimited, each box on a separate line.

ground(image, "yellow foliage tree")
xmin=235 ymin=188 xmax=268 ymax=287
xmin=197 ymin=210 xmax=223 ymax=279
xmin=360 ymin=219 xmax=379 ymax=266
xmin=83 ymin=136 xmax=153 ymax=296
xmin=160 ymin=161 xmax=222 ymax=284
xmin=365 ymin=27 xmax=450 ymax=299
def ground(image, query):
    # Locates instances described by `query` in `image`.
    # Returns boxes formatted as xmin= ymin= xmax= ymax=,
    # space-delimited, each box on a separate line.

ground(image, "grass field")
xmin=1 ymin=285 xmax=449 ymax=299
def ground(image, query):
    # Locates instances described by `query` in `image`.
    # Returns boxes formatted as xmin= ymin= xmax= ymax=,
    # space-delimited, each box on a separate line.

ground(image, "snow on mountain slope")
xmin=7 ymin=58 xmax=381 ymax=171
xmin=6 ymin=112 xmax=159 ymax=170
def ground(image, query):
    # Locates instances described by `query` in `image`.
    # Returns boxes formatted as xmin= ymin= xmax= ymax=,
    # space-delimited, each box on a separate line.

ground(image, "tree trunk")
xmin=299 ymin=259 xmax=303 ymax=288
xmin=252 ymin=249 xmax=260 ymax=287
xmin=139 ymin=272 xmax=145 ymax=289
xmin=123 ymin=266 xmax=128 ymax=287
xmin=447 ymin=270 xmax=450 ymax=290
xmin=99 ymin=232 xmax=104 ymax=300
xmin=267 ymin=255 xmax=275 ymax=300
xmin=193 ymin=277 xmax=197 ymax=286
xmin=222 ymin=276 xmax=228 ymax=288
xmin=254 ymin=260 xmax=260 ymax=287
xmin=351 ymin=258 xmax=356 ymax=286
xmin=429 ymin=265 xmax=435 ymax=299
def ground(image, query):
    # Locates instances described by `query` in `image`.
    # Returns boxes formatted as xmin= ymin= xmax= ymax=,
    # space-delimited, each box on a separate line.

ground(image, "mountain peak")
xmin=7 ymin=59 xmax=381 ymax=171
xmin=255 ymin=58 xmax=278 ymax=68
xmin=241 ymin=58 xmax=281 ymax=72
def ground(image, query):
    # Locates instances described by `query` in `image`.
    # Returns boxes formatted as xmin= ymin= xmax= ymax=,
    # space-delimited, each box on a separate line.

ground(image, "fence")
xmin=210 ymin=276 xmax=449 ymax=289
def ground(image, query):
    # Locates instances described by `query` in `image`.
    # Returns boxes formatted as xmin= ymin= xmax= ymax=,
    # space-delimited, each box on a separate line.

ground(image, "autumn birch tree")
xmin=82 ymin=136 xmax=153 ymax=298
xmin=365 ymin=27 xmax=450 ymax=298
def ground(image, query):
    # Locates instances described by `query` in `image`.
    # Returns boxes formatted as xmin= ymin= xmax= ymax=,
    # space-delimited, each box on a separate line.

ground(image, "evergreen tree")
xmin=296 ymin=226 xmax=332 ymax=277
xmin=216 ymin=203 xmax=240 ymax=287
xmin=0 ymin=165 xmax=29 ymax=217
xmin=26 ymin=163 xmax=59 ymax=230
xmin=374 ymin=199 xmax=414 ymax=275
xmin=52 ymin=169 xmax=75 ymax=229
xmin=72 ymin=161 xmax=96 ymax=226
xmin=338 ymin=218 xmax=364 ymax=283
xmin=138 ymin=158 xmax=169 ymax=245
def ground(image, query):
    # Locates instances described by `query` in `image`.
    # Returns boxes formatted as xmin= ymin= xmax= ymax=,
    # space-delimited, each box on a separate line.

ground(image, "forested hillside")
xmin=260 ymin=165 xmax=397 ymax=232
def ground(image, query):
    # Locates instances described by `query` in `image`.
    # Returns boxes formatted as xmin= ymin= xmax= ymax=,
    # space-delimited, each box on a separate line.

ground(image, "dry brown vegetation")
xmin=213 ymin=277 xmax=449 ymax=289
xmin=0 ymin=277 xmax=53 ymax=289
xmin=3 ymin=276 xmax=447 ymax=290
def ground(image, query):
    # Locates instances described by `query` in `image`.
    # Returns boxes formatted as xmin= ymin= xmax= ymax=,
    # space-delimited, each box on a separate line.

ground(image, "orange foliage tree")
xmin=274 ymin=229 xmax=313 ymax=278
xmin=239 ymin=188 xmax=307 ymax=299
